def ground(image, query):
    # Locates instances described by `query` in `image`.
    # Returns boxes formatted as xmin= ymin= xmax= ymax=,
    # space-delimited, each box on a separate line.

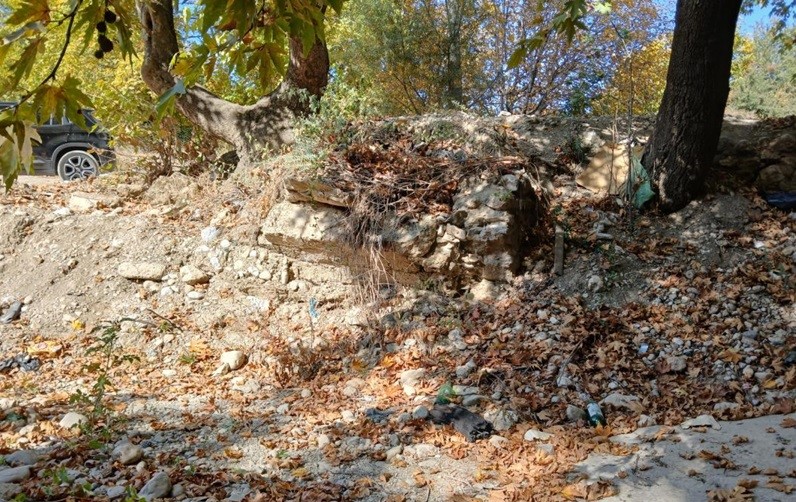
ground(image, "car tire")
xmin=56 ymin=150 xmax=100 ymax=181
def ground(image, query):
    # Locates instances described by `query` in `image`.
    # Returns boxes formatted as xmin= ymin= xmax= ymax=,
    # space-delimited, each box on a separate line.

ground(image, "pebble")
xmin=0 ymin=466 xmax=31 ymax=483
xmin=537 ymin=444 xmax=556 ymax=456
xmin=455 ymin=360 xmax=477 ymax=379
xmin=489 ymin=435 xmax=509 ymax=448
xmin=637 ymin=415 xmax=657 ymax=427
xmin=59 ymin=412 xmax=88 ymax=429
xmin=301 ymin=389 xmax=312 ymax=398
xmin=186 ymin=290 xmax=205 ymax=300
xmin=3 ymin=450 xmax=38 ymax=466
xmin=220 ymin=350 xmax=247 ymax=371
xmin=600 ymin=392 xmax=643 ymax=412
xmin=461 ymin=395 xmax=487 ymax=407
xmin=276 ymin=404 xmax=290 ymax=414
xmin=384 ymin=445 xmax=404 ymax=462
xmin=106 ymin=486 xmax=126 ymax=500
xmin=341 ymin=410 xmax=356 ymax=423
xmin=113 ymin=442 xmax=144 ymax=465
xmin=316 ymin=434 xmax=331 ymax=448
xmin=171 ymin=484 xmax=185 ymax=498
xmin=412 ymin=406 xmax=429 ymax=420
xmin=139 ymin=471 xmax=172 ymax=500
xmin=484 ymin=408 xmax=518 ymax=431
xmin=117 ymin=262 xmax=167 ymax=281
xmin=162 ymin=369 xmax=177 ymax=378
xmin=179 ymin=264 xmax=210 ymax=285
xmin=524 ymin=429 xmax=552 ymax=441
xmin=566 ymin=405 xmax=588 ymax=422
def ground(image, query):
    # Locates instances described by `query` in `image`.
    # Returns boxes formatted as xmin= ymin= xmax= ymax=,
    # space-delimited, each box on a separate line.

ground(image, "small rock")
xmin=113 ymin=442 xmax=144 ymax=465
xmin=399 ymin=368 xmax=426 ymax=386
xmin=171 ymin=484 xmax=185 ymax=498
xmin=186 ymin=290 xmax=205 ymax=300
xmin=664 ymin=355 xmax=687 ymax=373
xmin=600 ymin=392 xmax=644 ymax=413
xmin=345 ymin=307 xmax=369 ymax=327
xmin=0 ymin=483 xmax=22 ymax=499
xmin=470 ymin=279 xmax=498 ymax=302
xmin=681 ymin=414 xmax=722 ymax=430
xmin=106 ymin=485 xmax=126 ymax=500
xmin=566 ymin=405 xmax=588 ymax=422
xmin=484 ymin=408 xmax=519 ymax=431
xmin=276 ymin=404 xmax=290 ymax=414
xmin=455 ymin=360 xmax=477 ymax=379
xmin=489 ymin=435 xmax=509 ymax=449
xmin=556 ymin=373 xmax=573 ymax=388
xmin=386 ymin=445 xmax=403 ymax=461
xmin=0 ymin=466 xmax=31 ymax=483
xmin=523 ymin=429 xmax=552 ymax=441
xmin=461 ymin=395 xmax=487 ymax=407
xmin=412 ymin=406 xmax=429 ymax=420
xmin=117 ymin=262 xmax=167 ymax=281
xmin=301 ymin=389 xmax=312 ymax=398
xmin=139 ymin=471 xmax=172 ymax=500
xmin=587 ymin=275 xmax=604 ymax=292
xmin=68 ymin=194 xmax=98 ymax=212
xmin=713 ymin=402 xmax=740 ymax=412
xmin=59 ymin=412 xmax=88 ymax=429
xmin=180 ymin=264 xmax=210 ymax=285
xmin=162 ymin=369 xmax=177 ymax=378
xmin=3 ymin=450 xmax=39 ymax=466
xmin=537 ymin=444 xmax=555 ymax=456
xmin=213 ymin=362 xmax=230 ymax=376
xmin=316 ymin=434 xmax=330 ymax=448
xmin=405 ymin=443 xmax=439 ymax=460
xmin=0 ymin=397 xmax=18 ymax=411
xmin=201 ymin=226 xmax=219 ymax=243
xmin=341 ymin=410 xmax=356 ymax=423
xmin=637 ymin=415 xmax=657 ymax=427
xmin=220 ymin=350 xmax=247 ymax=371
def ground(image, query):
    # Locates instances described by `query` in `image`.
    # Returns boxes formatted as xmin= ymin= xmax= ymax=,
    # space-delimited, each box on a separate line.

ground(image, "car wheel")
xmin=56 ymin=150 xmax=99 ymax=180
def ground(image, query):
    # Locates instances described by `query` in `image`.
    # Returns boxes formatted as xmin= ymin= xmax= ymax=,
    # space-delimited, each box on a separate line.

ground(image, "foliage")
xmin=729 ymin=25 xmax=796 ymax=117
xmin=68 ymin=319 xmax=140 ymax=433
xmin=591 ymin=35 xmax=670 ymax=116
xmin=0 ymin=0 xmax=344 ymax=187
xmin=332 ymin=0 xmax=667 ymax=116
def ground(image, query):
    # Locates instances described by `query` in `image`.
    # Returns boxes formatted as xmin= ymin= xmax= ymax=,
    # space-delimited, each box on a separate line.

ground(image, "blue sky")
xmin=739 ymin=5 xmax=776 ymax=34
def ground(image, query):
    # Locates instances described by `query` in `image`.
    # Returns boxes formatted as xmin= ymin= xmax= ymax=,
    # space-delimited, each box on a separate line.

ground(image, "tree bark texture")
xmin=642 ymin=0 xmax=742 ymax=213
xmin=138 ymin=0 xmax=329 ymax=164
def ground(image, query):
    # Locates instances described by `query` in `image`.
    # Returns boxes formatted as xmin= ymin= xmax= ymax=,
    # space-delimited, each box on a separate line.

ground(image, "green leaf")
xmin=5 ymin=0 xmax=50 ymax=26
xmin=328 ymin=0 xmax=344 ymax=15
xmin=155 ymin=79 xmax=187 ymax=120
xmin=507 ymin=45 xmax=528 ymax=69
xmin=201 ymin=0 xmax=228 ymax=33
xmin=9 ymin=37 xmax=45 ymax=89
xmin=0 ymin=130 xmax=21 ymax=191
xmin=593 ymin=1 xmax=613 ymax=15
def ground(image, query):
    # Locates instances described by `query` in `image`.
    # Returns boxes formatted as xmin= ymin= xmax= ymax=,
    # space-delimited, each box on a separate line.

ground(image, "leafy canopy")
xmin=0 ymin=0 xmax=344 ymax=188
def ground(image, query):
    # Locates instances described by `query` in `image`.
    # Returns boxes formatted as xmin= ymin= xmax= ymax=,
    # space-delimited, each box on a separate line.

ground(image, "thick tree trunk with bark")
xmin=642 ymin=0 xmax=742 ymax=213
xmin=138 ymin=0 xmax=329 ymax=167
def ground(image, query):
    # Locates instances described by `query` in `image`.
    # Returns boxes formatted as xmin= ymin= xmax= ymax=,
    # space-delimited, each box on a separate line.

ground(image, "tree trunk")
xmin=642 ymin=0 xmax=742 ymax=213
xmin=138 ymin=0 xmax=329 ymax=166
xmin=444 ymin=0 xmax=464 ymax=107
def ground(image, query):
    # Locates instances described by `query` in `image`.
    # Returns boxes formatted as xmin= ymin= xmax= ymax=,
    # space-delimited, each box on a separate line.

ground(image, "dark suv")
xmin=0 ymin=102 xmax=113 ymax=180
